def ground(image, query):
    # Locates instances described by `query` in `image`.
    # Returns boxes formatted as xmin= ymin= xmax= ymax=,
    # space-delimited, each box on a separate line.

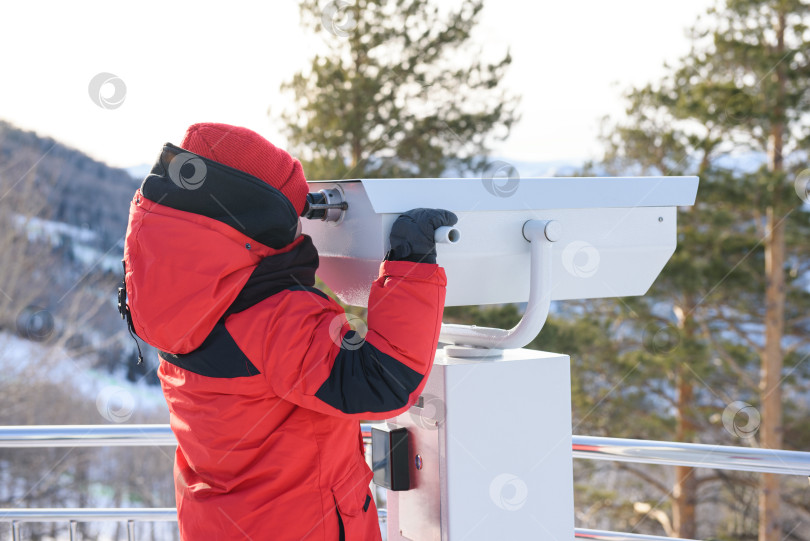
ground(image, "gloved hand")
xmin=386 ymin=208 xmax=458 ymax=264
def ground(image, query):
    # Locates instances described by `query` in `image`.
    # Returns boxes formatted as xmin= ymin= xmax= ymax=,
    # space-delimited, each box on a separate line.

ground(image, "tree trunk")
xmin=673 ymin=318 xmax=698 ymax=539
xmin=352 ymin=138 xmax=362 ymax=170
xmin=673 ymin=449 xmax=698 ymax=537
xmin=759 ymin=206 xmax=785 ymax=541
xmin=759 ymin=10 xmax=786 ymax=541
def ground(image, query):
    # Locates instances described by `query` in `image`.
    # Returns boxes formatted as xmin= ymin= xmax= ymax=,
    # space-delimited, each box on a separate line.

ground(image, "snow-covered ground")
xmin=0 ymin=331 xmax=168 ymax=423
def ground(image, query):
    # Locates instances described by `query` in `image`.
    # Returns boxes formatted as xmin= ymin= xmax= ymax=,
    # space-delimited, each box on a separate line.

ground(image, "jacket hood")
xmin=123 ymin=145 xmax=309 ymax=355
xmin=141 ymin=143 xmax=299 ymax=249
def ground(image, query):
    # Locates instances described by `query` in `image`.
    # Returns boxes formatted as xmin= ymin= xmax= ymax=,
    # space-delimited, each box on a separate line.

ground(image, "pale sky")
xmin=0 ymin=0 xmax=714 ymax=169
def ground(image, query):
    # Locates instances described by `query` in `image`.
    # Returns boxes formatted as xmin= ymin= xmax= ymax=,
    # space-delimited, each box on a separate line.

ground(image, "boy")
xmin=121 ymin=123 xmax=455 ymax=540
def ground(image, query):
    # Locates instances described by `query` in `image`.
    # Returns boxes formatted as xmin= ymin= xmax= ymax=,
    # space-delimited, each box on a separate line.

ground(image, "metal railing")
xmin=0 ymin=506 xmax=691 ymax=541
xmin=1 ymin=508 xmax=176 ymax=541
xmin=574 ymin=530 xmax=698 ymax=541
xmin=0 ymin=506 xmax=687 ymax=541
xmin=3 ymin=424 xmax=808 ymax=476
xmin=2 ymin=424 xmax=809 ymax=541
xmin=572 ymin=435 xmax=810 ymax=476
xmin=0 ymin=424 xmax=175 ymax=448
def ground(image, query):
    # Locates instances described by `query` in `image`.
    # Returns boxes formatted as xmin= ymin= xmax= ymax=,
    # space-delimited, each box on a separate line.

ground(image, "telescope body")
xmin=302 ymin=177 xmax=699 ymax=307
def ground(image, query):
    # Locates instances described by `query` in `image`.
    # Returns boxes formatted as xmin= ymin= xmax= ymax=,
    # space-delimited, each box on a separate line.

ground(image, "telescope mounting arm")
xmin=438 ymin=219 xmax=560 ymax=354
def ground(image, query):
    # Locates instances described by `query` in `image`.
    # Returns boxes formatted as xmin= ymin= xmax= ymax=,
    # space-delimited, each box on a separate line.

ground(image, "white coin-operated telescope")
xmin=302 ymin=176 xmax=698 ymax=541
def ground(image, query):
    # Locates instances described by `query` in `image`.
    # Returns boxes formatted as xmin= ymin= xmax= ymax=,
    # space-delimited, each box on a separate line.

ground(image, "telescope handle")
xmin=434 ymin=226 xmax=460 ymax=244
xmin=439 ymin=220 xmax=560 ymax=352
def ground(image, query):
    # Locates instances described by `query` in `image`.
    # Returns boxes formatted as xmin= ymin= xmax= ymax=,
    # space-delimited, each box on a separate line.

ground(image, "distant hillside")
xmin=0 ymin=120 xmax=141 ymax=249
xmin=0 ymin=120 xmax=153 ymax=384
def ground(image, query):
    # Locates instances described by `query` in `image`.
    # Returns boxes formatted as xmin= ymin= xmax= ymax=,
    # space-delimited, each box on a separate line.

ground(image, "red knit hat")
xmin=180 ymin=123 xmax=309 ymax=215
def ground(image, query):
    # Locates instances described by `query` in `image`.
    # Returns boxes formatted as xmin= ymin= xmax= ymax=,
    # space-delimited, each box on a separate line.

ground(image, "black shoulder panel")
xmin=141 ymin=143 xmax=298 ymax=249
xmin=159 ymin=322 xmax=260 ymax=378
xmin=314 ymin=332 xmax=423 ymax=414
xmin=285 ymin=285 xmax=330 ymax=300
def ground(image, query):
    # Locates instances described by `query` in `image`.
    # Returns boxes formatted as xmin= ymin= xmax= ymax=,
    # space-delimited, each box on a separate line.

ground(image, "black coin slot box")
xmin=371 ymin=426 xmax=410 ymax=491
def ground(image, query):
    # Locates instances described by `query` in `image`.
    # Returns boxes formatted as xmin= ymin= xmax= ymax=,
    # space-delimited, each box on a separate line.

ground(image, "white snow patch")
xmin=13 ymin=215 xmax=98 ymax=245
xmin=0 ymin=331 xmax=168 ymax=420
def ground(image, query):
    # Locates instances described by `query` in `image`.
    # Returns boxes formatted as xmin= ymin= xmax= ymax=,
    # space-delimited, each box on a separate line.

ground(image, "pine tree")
xmin=591 ymin=1 xmax=810 ymax=538
xmin=281 ymin=0 xmax=519 ymax=179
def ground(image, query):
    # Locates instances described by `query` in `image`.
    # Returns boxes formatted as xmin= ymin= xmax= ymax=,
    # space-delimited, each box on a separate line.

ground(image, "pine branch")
xmin=698 ymin=319 xmax=759 ymax=390
xmin=710 ymin=310 xmax=766 ymax=357
xmin=615 ymin=463 xmax=670 ymax=495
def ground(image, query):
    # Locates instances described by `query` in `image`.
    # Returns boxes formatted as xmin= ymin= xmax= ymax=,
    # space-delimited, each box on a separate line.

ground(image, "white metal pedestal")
xmin=386 ymin=347 xmax=574 ymax=541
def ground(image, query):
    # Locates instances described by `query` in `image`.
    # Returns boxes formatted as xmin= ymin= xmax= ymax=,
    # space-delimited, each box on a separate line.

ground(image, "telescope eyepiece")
xmin=302 ymin=189 xmax=347 ymax=222
xmin=303 ymin=192 xmax=327 ymax=220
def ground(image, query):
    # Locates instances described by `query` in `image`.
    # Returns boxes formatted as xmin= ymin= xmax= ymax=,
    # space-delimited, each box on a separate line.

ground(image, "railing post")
xmin=11 ymin=520 xmax=20 ymax=541
xmin=127 ymin=519 xmax=135 ymax=541
xmin=69 ymin=520 xmax=77 ymax=540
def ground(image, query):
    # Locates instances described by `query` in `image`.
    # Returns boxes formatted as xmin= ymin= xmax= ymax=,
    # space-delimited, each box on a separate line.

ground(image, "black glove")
xmin=386 ymin=208 xmax=458 ymax=264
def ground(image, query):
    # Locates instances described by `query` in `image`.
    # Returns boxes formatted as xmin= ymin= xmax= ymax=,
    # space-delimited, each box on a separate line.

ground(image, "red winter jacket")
xmin=122 ymin=145 xmax=446 ymax=540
